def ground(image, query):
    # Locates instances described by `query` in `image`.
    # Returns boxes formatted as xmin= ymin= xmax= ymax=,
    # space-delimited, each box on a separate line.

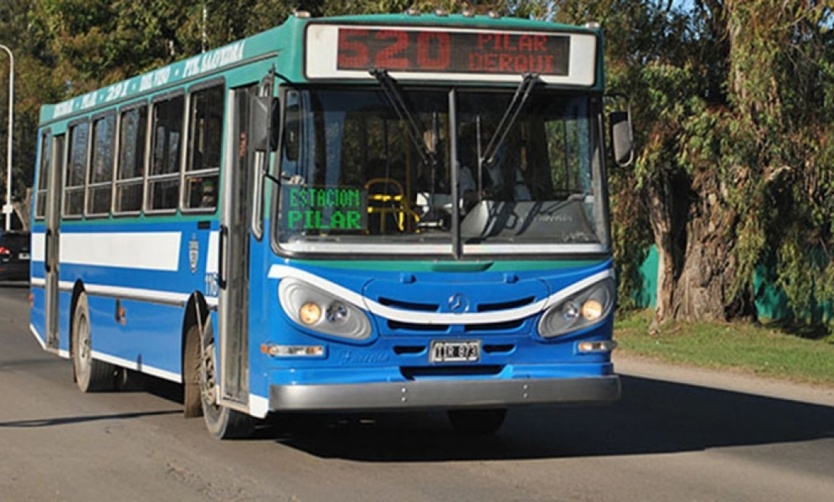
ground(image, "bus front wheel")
xmin=71 ymin=293 xmax=117 ymax=392
xmin=193 ymin=324 xmax=255 ymax=439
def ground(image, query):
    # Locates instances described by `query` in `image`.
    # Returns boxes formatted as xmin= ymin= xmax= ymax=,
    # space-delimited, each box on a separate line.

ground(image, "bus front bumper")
xmin=268 ymin=375 xmax=620 ymax=412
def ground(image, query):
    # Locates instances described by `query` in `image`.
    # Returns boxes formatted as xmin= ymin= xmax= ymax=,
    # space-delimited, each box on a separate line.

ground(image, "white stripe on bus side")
xmin=31 ymin=232 xmax=44 ymax=261
xmin=206 ymin=230 xmax=219 ymax=274
xmin=30 ymin=277 xmax=218 ymax=309
xmin=92 ymin=351 xmax=182 ymax=383
xmin=30 ymin=231 xmax=181 ymax=271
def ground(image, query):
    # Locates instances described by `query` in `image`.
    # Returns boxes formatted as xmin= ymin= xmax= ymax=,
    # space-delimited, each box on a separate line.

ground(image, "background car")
xmin=0 ymin=231 xmax=31 ymax=282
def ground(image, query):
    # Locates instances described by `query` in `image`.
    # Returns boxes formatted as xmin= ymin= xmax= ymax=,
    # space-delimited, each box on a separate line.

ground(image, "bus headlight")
xmin=538 ymin=279 xmax=615 ymax=338
xmin=581 ymin=299 xmax=604 ymax=320
xmin=279 ymin=278 xmax=372 ymax=341
xmin=299 ymin=302 xmax=322 ymax=325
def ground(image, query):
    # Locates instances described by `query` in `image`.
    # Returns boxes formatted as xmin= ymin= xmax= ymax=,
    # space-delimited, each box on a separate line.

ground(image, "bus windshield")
xmin=275 ymin=86 xmax=609 ymax=256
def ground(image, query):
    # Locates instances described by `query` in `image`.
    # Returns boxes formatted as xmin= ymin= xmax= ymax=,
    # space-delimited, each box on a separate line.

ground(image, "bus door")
xmin=217 ymin=83 xmax=261 ymax=408
xmin=44 ymin=134 xmax=64 ymax=352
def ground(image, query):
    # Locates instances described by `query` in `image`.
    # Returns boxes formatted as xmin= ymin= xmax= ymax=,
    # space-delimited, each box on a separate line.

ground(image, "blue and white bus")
xmin=30 ymin=9 xmax=631 ymax=438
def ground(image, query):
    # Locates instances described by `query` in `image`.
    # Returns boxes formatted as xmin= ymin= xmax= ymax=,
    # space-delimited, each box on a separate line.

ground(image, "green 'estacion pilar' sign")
xmin=281 ymin=185 xmax=368 ymax=231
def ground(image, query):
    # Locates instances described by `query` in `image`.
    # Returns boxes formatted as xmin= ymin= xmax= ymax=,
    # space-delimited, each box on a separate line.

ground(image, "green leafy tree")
xmin=0 ymin=0 xmax=66 ymax=201
xmin=720 ymin=0 xmax=834 ymax=325
xmin=568 ymin=0 xmax=834 ymax=326
xmin=652 ymin=0 xmax=834 ymax=325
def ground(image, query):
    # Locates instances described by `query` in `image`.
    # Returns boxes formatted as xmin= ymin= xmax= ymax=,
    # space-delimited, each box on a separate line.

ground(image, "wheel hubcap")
xmin=77 ymin=316 xmax=91 ymax=372
xmin=201 ymin=341 xmax=218 ymax=406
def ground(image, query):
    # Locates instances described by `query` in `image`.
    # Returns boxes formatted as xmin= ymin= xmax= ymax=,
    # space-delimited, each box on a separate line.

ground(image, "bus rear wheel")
xmin=72 ymin=293 xmax=117 ymax=392
xmin=447 ymin=408 xmax=507 ymax=435
xmin=193 ymin=324 xmax=255 ymax=439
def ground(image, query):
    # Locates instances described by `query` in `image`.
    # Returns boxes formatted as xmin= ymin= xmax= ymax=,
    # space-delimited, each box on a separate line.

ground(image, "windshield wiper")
xmin=479 ymin=72 xmax=540 ymax=167
xmin=369 ymin=68 xmax=438 ymax=169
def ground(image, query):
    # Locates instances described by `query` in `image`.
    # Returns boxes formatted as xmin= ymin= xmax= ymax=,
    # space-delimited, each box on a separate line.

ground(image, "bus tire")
xmin=72 ymin=293 xmax=117 ymax=392
xmin=447 ymin=408 xmax=507 ymax=435
xmin=194 ymin=324 xmax=255 ymax=439
xmin=183 ymin=324 xmax=203 ymax=418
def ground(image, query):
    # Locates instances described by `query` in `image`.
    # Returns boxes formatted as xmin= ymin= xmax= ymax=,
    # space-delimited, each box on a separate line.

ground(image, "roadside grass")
xmin=614 ymin=310 xmax=834 ymax=388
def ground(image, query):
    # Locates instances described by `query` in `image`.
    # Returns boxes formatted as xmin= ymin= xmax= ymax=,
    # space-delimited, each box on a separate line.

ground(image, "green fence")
xmin=633 ymin=246 xmax=832 ymax=323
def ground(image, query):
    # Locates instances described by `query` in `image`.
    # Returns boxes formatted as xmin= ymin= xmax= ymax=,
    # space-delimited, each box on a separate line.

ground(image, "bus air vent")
xmin=388 ymin=320 xmax=450 ymax=332
xmin=477 ymin=296 xmax=536 ymax=312
xmin=464 ymin=319 xmax=525 ymax=332
xmin=393 ymin=345 xmax=426 ymax=355
xmin=483 ymin=344 xmax=515 ymax=354
xmin=378 ymin=296 xmax=439 ymax=312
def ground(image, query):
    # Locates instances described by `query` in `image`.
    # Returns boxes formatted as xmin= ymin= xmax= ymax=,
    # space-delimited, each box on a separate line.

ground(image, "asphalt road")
xmin=1 ymin=284 xmax=833 ymax=501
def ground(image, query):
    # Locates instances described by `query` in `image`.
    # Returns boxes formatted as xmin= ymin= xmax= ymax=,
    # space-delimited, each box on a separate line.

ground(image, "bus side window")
xmin=87 ymin=113 xmax=116 ymax=216
xmin=115 ymin=104 xmax=147 ymax=214
xmin=283 ymin=102 xmax=300 ymax=163
xmin=35 ymin=132 xmax=52 ymax=220
xmin=148 ymin=94 xmax=185 ymax=211
xmin=185 ymin=84 xmax=224 ymax=210
xmin=64 ymin=121 xmax=89 ymax=217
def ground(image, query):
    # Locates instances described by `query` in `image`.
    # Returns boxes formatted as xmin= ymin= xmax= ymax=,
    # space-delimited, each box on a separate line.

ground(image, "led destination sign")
xmin=305 ymin=24 xmax=598 ymax=85
xmin=282 ymin=185 xmax=368 ymax=232
xmin=336 ymin=28 xmax=570 ymax=76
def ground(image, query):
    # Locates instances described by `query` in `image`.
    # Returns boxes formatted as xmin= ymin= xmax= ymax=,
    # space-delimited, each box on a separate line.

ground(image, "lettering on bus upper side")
xmin=138 ymin=68 xmax=172 ymax=93
xmin=48 ymin=41 xmax=247 ymax=121
xmin=182 ymin=41 xmax=246 ymax=78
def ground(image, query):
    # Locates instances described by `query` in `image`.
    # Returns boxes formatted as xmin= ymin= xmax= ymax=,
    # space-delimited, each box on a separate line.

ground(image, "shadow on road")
xmin=0 ymin=409 xmax=180 ymax=428
xmin=264 ymin=375 xmax=834 ymax=461
xmin=0 ymin=281 xmax=31 ymax=289
xmin=0 ymin=367 xmax=183 ymax=430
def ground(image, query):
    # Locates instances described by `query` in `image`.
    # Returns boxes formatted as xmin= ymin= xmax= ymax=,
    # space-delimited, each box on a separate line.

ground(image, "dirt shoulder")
xmin=614 ymin=352 xmax=834 ymax=407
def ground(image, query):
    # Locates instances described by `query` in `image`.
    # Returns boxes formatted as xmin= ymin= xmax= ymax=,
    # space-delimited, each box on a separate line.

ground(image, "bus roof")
xmin=39 ymin=12 xmax=604 ymax=125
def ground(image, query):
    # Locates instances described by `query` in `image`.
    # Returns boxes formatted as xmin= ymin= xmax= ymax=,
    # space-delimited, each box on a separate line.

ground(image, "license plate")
xmin=429 ymin=340 xmax=480 ymax=363
xmin=18 ymin=252 xmax=29 ymax=260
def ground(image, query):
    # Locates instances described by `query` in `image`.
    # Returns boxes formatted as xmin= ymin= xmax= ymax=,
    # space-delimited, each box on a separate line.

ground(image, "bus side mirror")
xmin=605 ymin=93 xmax=635 ymax=167
xmin=608 ymin=111 xmax=634 ymax=167
xmin=251 ymin=96 xmax=280 ymax=153
xmin=610 ymin=110 xmax=634 ymax=167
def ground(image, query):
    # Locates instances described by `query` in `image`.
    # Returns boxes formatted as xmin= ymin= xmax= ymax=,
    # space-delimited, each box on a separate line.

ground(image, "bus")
xmin=29 ymin=9 xmax=632 ymax=438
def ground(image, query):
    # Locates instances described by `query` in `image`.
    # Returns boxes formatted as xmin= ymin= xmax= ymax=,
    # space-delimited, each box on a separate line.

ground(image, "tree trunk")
xmin=645 ymin=167 xmax=689 ymax=326
xmin=670 ymin=171 xmax=756 ymax=322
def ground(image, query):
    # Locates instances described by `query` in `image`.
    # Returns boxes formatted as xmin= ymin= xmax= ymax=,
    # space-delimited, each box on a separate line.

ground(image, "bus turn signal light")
xmin=577 ymin=341 xmax=617 ymax=353
xmin=261 ymin=344 xmax=324 ymax=357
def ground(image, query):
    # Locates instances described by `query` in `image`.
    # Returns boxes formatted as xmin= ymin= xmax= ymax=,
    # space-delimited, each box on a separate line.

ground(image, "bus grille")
xmin=386 ymin=318 xmax=525 ymax=333
xmin=378 ymin=297 xmax=439 ymax=312
xmin=372 ymin=287 xmax=541 ymax=335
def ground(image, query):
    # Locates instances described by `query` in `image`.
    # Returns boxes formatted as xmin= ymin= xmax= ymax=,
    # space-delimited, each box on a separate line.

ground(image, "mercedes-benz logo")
xmin=448 ymin=293 xmax=469 ymax=314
